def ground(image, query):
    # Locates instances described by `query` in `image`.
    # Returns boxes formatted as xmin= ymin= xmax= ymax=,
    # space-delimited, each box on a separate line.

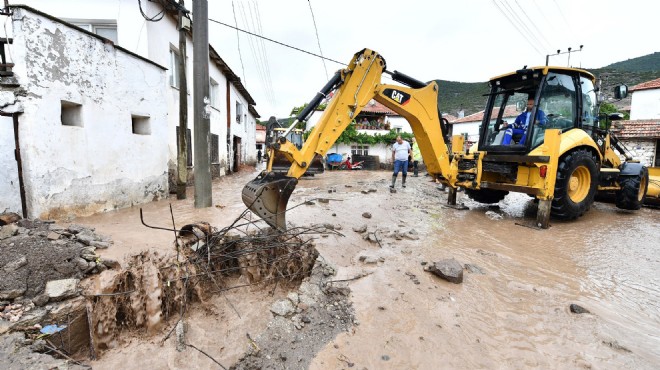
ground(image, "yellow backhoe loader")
xmin=243 ymin=48 xmax=650 ymax=230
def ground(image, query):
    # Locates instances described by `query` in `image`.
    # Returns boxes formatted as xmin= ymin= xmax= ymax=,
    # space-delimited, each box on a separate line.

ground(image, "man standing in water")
xmin=390 ymin=135 xmax=411 ymax=189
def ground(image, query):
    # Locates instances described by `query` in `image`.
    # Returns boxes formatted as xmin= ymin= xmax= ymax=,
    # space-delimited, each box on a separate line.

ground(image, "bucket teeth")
xmin=242 ymin=172 xmax=298 ymax=230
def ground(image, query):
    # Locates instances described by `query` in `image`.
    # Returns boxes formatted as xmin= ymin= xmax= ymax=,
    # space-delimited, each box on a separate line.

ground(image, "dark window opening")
xmin=61 ymin=101 xmax=83 ymax=127
xmin=131 ymin=115 xmax=151 ymax=135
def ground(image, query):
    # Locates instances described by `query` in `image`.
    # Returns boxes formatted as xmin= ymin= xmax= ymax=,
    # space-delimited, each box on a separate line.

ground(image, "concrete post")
xmin=193 ymin=0 xmax=211 ymax=208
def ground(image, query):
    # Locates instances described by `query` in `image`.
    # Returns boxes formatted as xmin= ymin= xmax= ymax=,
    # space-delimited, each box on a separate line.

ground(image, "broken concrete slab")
xmin=425 ymin=258 xmax=464 ymax=284
xmin=44 ymin=279 xmax=79 ymax=301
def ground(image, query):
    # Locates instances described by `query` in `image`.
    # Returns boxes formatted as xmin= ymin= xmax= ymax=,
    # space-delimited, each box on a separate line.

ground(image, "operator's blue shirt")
xmin=513 ymin=109 xmax=547 ymax=129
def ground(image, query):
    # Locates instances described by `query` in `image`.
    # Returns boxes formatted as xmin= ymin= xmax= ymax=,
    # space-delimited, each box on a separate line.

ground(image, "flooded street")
xmin=75 ymin=167 xmax=660 ymax=369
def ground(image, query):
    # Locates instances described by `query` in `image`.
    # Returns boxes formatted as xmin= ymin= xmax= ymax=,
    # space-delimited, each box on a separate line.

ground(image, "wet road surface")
xmin=74 ymin=168 xmax=660 ymax=369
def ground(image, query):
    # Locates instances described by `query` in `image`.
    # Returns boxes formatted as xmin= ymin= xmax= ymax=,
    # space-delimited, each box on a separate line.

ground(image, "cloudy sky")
xmin=206 ymin=0 xmax=659 ymax=118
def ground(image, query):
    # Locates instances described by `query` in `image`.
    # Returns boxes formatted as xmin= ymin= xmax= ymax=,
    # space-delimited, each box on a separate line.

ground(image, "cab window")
xmin=531 ymin=73 xmax=577 ymax=148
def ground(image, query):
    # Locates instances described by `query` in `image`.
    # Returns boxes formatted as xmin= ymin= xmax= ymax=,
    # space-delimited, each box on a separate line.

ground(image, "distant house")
xmin=611 ymin=77 xmax=660 ymax=167
xmin=451 ymin=105 xmax=519 ymax=144
xmin=629 ymin=77 xmax=660 ymax=120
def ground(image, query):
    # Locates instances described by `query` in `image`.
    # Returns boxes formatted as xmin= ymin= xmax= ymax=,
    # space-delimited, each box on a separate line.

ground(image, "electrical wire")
xmin=513 ymin=0 xmax=553 ymax=50
xmin=253 ymin=1 xmax=277 ymax=106
xmin=231 ymin=1 xmax=248 ymax=86
xmin=500 ymin=0 xmax=547 ymax=52
xmin=248 ymin=1 xmax=276 ymax=105
xmin=208 ymin=18 xmax=346 ymax=66
xmin=137 ymin=0 xmax=166 ymax=22
xmin=491 ymin=0 xmax=544 ymax=56
xmin=237 ymin=1 xmax=274 ymax=105
xmin=307 ymin=0 xmax=329 ymax=80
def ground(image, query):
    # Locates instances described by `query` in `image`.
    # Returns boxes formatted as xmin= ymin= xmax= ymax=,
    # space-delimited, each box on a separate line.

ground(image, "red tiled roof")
xmin=452 ymin=105 xmax=519 ymax=123
xmin=611 ymin=120 xmax=660 ymax=139
xmin=361 ymin=100 xmax=397 ymax=115
xmin=256 ymin=124 xmax=266 ymax=131
xmin=442 ymin=113 xmax=458 ymax=122
xmin=630 ymin=77 xmax=660 ymax=92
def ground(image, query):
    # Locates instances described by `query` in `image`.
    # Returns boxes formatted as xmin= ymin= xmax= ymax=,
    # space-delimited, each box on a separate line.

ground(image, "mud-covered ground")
xmin=12 ymin=166 xmax=658 ymax=369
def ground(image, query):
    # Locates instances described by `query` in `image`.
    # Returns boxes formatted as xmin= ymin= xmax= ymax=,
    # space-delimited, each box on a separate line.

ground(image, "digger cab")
xmin=478 ymin=67 xmax=598 ymax=153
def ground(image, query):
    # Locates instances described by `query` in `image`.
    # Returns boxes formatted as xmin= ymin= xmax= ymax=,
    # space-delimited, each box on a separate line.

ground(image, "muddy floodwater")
xmin=75 ymin=167 xmax=660 ymax=369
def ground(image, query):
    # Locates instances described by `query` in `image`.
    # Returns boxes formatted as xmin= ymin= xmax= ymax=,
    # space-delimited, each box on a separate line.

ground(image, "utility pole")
xmin=176 ymin=0 xmax=188 ymax=200
xmin=193 ymin=0 xmax=212 ymax=208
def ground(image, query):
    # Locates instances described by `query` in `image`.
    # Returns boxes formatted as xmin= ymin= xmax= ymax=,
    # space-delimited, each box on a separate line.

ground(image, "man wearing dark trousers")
xmin=390 ymin=135 xmax=411 ymax=189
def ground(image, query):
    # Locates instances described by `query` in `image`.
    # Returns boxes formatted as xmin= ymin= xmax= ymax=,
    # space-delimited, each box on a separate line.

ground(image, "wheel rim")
xmin=568 ymin=165 xmax=591 ymax=203
xmin=638 ymin=174 xmax=647 ymax=201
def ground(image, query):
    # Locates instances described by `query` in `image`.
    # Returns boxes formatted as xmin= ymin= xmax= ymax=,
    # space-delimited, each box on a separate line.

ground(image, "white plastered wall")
xmin=9 ymin=8 xmax=168 ymax=219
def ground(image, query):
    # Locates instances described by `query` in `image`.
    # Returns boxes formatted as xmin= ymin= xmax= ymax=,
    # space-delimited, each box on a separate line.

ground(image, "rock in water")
xmin=425 ymin=258 xmax=464 ymax=284
xmin=569 ymin=304 xmax=590 ymax=314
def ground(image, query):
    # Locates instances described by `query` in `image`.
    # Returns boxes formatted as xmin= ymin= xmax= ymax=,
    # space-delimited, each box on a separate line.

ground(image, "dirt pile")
xmin=0 ymin=217 xmax=116 ymax=321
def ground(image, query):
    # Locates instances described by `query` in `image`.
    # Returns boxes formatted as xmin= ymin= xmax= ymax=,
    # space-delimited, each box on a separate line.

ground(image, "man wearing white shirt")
xmin=390 ymin=135 xmax=412 ymax=189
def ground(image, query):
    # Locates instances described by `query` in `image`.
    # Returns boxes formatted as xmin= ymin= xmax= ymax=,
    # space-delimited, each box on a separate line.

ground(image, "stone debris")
xmin=362 ymin=212 xmax=372 ymax=219
xmin=425 ymin=258 xmax=464 ymax=284
xmin=464 ymin=263 xmax=485 ymax=274
xmin=485 ymin=210 xmax=503 ymax=220
xmin=359 ymin=255 xmax=380 ymax=264
xmin=569 ymin=304 xmax=590 ymax=314
xmin=352 ymin=224 xmax=368 ymax=233
xmin=0 ymin=219 xmax=116 ymax=323
xmin=44 ymin=279 xmax=80 ymax=301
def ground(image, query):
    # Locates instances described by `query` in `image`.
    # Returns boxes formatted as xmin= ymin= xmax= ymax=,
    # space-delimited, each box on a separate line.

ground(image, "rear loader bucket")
xmin=242 ymin=172 xmax=299 ymax=230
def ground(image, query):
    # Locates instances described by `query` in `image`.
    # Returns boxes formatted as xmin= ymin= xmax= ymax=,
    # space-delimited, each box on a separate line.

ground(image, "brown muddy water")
xmin=72 ymin=167 xmax=659 ymax=369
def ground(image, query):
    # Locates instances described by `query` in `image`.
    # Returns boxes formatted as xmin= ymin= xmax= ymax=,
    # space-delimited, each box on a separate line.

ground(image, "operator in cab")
xmin=502 ymin=97 xmax=547 ymax=145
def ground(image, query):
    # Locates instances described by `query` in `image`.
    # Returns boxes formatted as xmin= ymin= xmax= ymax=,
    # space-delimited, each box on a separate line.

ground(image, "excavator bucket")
xmin=242 ymin=172 xmax=299 ymax=230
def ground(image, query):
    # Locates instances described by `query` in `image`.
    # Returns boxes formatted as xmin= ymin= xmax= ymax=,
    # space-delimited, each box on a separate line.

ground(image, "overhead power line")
xmin=500 ymin=0 xmax=548 ymax=52
xmin=208 ymin=18 xmax=346 ymax=66
xmin=231 ymin=2 xmax=247 ymax=85
xmin=307 ymin=0 xmax=329 ymax=80
xmin=491 ymin=0 xmax=544 ymax=56
xmin=513 ymin=0 xmax=553 ymax=50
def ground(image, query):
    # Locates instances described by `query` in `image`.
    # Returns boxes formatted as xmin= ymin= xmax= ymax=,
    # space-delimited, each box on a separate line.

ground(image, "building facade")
xmin=0 ymin=6 xmax=168 ymax=218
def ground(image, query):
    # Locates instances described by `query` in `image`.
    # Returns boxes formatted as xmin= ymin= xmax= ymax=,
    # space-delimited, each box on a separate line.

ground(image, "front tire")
xmin=615 ymin=167 xmax=648 ymax=210
xmin=465 ymin=188 xmax=508 ymax=204
xmin=551 ymin=149 xmax=599 ymax=219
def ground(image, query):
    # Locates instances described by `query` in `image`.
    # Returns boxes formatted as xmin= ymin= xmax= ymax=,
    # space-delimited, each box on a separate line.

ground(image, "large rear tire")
xmin=465 ymin=188 xmax=508 ymax=204
xmin=615 ymin=167 xmax=648 ymax=210
xmin=551 ymin=149 xmax=599 ymax=220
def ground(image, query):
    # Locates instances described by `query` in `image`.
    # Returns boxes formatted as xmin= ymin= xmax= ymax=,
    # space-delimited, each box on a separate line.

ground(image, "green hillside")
xmin=602 ymin=52 xmax=660 ymax=72
xmin=434 ymin=79 xmax=489 ymax=117
xmin=436 ymin=52 xmax=660 ymax=116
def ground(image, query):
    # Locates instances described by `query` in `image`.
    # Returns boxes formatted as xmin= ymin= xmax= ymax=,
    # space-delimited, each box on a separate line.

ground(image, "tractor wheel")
xmin=465 ymin=188 xmax=508 ymax=204
xmin=615 ymin=167 xmax=648 ymax=210
xmin=551 ymin=149 xmax=599 ymax=219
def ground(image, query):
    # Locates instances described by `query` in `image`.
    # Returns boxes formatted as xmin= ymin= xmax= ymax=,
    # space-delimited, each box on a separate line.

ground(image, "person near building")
xmin=411 ymin=137 xmax=422 ymax=176
xmin=390 ymin=135 xmax=412 ymax=189
xmin=257 ymin=149 xmax=262 ymax=163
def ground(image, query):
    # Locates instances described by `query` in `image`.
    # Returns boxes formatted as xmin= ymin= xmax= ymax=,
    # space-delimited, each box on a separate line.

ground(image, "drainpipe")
xmin=2 ymin=111 xmax=27 ymax=218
